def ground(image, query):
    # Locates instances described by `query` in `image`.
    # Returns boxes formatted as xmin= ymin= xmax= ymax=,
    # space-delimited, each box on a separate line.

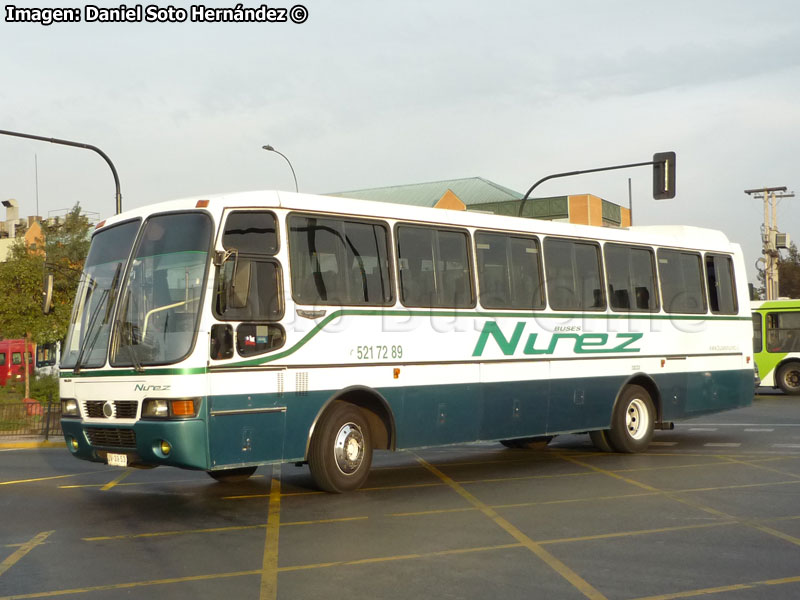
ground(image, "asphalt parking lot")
xmin=3 ymin=392 xmax=800 ymax=600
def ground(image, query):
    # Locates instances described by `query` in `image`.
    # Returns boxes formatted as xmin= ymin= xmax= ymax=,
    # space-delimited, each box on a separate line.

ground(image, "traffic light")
xmin=653 ymin=151 xmax=676 ymax=199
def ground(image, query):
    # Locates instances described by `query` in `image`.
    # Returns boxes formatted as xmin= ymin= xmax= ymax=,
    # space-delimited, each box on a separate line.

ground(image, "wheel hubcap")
xmin=786 ymin=370 xmax=800 ymax=389
xmin=626 ymin=398 xmax=649 ymax=440
xmin=333 ymin=422 xmax=365 ymax=475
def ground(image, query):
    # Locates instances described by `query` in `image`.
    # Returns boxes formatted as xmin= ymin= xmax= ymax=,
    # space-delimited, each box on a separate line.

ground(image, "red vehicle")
xmin=0 ymin=339 xmax=35 ymax=387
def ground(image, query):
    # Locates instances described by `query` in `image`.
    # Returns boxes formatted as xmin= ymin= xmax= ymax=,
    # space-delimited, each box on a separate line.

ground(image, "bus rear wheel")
xmin=777 ymin=362 xmax=800 ymax=395
xmin=207 ymin=466 xmax=258 ymax=483
xmin=606 ymin=385 xmax=655 ymax=453
xmin=308 ymin=402 xmax=373 ymax=493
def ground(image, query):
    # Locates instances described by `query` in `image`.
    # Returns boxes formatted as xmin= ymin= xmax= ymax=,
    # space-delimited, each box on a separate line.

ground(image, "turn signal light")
xmin=171 ymin=400 xmax=195 ymax=417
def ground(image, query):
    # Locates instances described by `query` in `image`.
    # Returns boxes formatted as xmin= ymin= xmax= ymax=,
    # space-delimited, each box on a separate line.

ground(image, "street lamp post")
xmin=0 ymin=128 xmax=122 ymax=214
xmin=262 ymin=144 xmax=298 ymax=193
xmin=745 ymin=186 xmax=794 ymax=300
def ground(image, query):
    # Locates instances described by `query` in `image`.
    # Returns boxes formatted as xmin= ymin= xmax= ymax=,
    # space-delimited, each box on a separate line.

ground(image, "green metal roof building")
xmin=327 ymin=177 xmax=630 ymax=227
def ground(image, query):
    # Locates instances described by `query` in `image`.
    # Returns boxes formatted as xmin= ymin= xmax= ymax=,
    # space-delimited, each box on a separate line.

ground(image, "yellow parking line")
xmin=561 ymin=453 xmax=800 ymax=551
xmin=389 ymin=490 xmax=658 ymax=518
xmin=0 ymin=544 xmax=523 ymax=599
xmin=632 ymin=573 xmax=800 ymax=600
xmin=259 ymin=464 xmax=281 ymax=600
xmin=718 ymin=454 xmax=800 ymax=480
xmin=457 ymin=470 xmax=595 ymax=486
xmin=61 ymin=474 xmax=265 ymax=489
xmin=415 ymin=454 xmax=608 ymax=600
xmin=0 ymin=531 xmax=53 ymax=578
xmin=82 ymin=516 xmax=369 ymax=542
xmin=279 ymin=542 xmax=523 ymax=573
xmin=0 ymin=570 xmax=259 ymax=600
xmin=83 ymin=524 xmax=264 ymax=541
xmin=100 ymin=470 xmax=132 ymax=491
xmin=558 ymin=454 xmax=730 ymax=520
xmin=282 ymin=516 xmax=368 ymax=527
xmin=224 ymin=480 xmax=443 ymax=500
xmin=1 ymin=474 xmax=86 ymax=486
xmin=537 ymin=521 xmax=737 ymax=546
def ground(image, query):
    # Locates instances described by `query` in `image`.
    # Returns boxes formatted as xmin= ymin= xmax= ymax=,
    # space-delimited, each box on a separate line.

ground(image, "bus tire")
xmin=308 ymin=401 xmax=373 ymax=493
xmin=607 ymin=385 xmax=655 ymax=453
xmin=776 ymin=362 xmax=800 ymax=395
xmin=207 ymin=466 xmax=258 ymax=483
xmin=589 ymin=429 xmax=614 ymax=452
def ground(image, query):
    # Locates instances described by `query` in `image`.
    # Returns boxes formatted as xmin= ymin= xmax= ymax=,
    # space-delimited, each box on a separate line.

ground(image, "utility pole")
xmin=745 ymin=186 xmax=794 ymax=300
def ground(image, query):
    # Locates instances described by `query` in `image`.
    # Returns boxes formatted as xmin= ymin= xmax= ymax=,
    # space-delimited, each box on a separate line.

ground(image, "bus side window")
xmin=397 ymin=225 xmax=474 ymax=309
xmin=657 ymin=249 xmax=707 ymax=314
xmin=544 ymin=237 xmax=605 ymax=311
xmin=705 ymin=254 xmax=738 ymax=315
xmin=0 ymin=353 xmax=5 ymax=366
xmin=288 ymin=215 xmax=392 ymax=306
xmin=752 ymin=313 xmax=763 ymax=353
xmin=476 ymin=232 xmax=545 ymax=310
xmin=605 ymin=243 xmax=659 ymax=313
xmin=766 ymin=311 xmax=800 ymax=353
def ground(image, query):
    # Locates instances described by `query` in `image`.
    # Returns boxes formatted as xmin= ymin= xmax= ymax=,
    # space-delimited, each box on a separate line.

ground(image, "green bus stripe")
xmin=61 ymin=309 xmax=751 ymax=379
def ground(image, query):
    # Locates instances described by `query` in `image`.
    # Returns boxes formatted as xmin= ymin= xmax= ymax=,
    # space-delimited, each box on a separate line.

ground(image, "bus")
xmin=0 ymin=339 xmax=34 ymax=387
xmin=57 ymin=190 xmax=754 ymax=492
xmin=35 ymin=341 xmax=61 ymax=377
xmin=752 ymin=299 xmax=800 ymax=394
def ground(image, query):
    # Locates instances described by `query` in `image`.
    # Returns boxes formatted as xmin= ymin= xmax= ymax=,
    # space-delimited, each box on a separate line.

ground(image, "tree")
xmin=0 ymin=241 xmax=48 ymax=398
xmin=777 ymin=243 xmax=800 ymax=298
xmin=44 ymin=204 xmax=92 ymax=338
xmin=756 ymin=242 xmax=800 ymax=299
xmin=0 ymin=204 xmax=92 ymax=397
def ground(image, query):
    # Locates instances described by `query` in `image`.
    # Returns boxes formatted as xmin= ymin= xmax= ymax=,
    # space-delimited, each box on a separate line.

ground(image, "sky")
xmin=2 ymin=0 xmax=799 ymax=285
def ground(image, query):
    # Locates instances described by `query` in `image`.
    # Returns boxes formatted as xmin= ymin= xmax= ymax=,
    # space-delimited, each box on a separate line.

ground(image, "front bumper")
xmin=61 ymin=418 xmax=209 ymax=470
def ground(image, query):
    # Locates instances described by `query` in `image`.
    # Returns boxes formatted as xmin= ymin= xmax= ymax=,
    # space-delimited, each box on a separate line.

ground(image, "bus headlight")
xmin=141 ymin=398 xmax=200 ymax=419
xmin=61 ymin=398 xmax=79 ymax=417
xmin=142 ymin=399 xmax=170 ymax=418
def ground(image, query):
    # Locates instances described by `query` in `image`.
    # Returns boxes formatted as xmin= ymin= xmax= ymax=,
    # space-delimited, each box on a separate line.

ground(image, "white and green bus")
xmin=752 ymin=299 xmax=800 ymax=394
xmin=58 ymin=190 xmax=754 ymax=491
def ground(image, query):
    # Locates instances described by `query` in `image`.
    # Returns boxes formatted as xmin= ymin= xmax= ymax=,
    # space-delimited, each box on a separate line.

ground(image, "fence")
xmin=0 ymin=400 xmax=62 ymax=439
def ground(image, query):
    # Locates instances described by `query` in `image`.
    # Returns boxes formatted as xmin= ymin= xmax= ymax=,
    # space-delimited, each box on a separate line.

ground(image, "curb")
xmin=0 ymin=440 xmax=65 ymax=449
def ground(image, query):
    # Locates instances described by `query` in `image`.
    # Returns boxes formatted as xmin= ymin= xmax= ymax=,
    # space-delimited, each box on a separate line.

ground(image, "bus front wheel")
xmin=606 ymin=385 xmax=655 ymax=453
xmin=777 ymin=362 xmax=800 ymax=395
xmin=308 ymin=401 xmax=373 ymax=493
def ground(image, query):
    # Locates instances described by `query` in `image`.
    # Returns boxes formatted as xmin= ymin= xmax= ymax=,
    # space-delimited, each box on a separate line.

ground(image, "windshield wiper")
xmin=72 ymin=264 xmax=122 ymax=374
xmin=115 ymin=287 xmax=144 ymax=373
xmin=72 ymin=288 xmax=108 ymax=374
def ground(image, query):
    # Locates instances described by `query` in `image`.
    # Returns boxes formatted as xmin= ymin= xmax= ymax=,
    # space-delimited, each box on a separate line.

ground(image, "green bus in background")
xmin=752 ymin=299 xmax=800 ymax=394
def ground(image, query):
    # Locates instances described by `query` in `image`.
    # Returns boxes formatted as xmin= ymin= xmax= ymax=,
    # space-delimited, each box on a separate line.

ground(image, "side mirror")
xmin=228 ymin=260 xmax=251 ymax=309
xmin=42 ymin=273 xmax=54 ymax=314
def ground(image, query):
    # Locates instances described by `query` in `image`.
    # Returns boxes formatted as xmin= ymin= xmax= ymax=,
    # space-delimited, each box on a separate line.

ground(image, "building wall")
xmin=433 ymin=189 xmax=466 ymax=211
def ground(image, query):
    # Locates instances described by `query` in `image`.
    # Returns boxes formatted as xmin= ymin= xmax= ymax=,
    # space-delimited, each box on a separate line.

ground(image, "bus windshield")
xmin=111 ymin=212 xmax=212 ymax=367
xmin=61 ymin=220 xmax=140 ymax=370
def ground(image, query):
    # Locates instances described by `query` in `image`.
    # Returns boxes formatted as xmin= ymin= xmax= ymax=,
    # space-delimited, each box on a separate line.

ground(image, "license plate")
xmin=107 ymin=453 xmax=128 ymax=467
